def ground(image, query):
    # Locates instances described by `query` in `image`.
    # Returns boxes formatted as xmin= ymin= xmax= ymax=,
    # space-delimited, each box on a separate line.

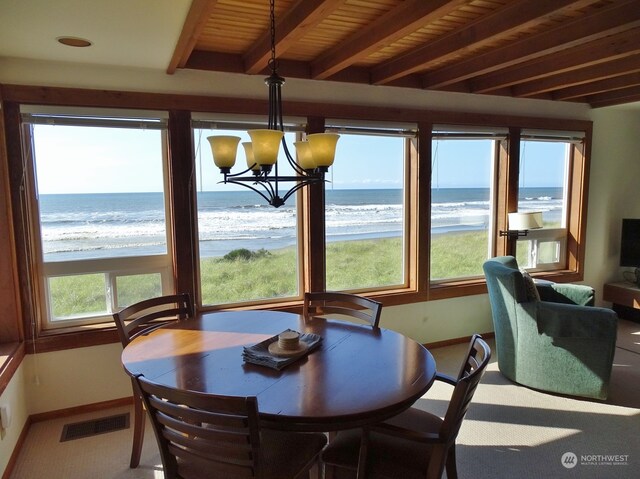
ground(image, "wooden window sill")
xmin=0 ymin=342 xmax=25 ymax=396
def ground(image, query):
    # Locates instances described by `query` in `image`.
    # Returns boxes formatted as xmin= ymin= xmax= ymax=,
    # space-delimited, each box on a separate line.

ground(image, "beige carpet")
xmin=9 ymin=320 xmax=640 ymax=479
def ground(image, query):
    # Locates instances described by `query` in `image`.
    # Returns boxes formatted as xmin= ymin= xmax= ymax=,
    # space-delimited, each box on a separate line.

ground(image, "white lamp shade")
xmin=508 ymin=211 xmax=543 ymax=230
xmin=242 ymin=142 xmax=260 ymax=171
xmin=208 ymin=135 xmax=240 ymax=169
xmin=307 ymin=133 xmax=339 ymax=167
xmin=248 ymin=129 xmax=283 ymax=166
xmin=294 ymin=141 xmax=316 ymax=169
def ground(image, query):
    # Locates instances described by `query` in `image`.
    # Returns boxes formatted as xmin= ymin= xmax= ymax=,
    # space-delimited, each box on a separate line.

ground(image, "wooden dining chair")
xmin=113 ymin=293 xmax=193 ymax=468
xmin=322 ymin=334 xmax=491 ymax=479
xmin=303 ymin=292 xmax=382 ymax=328
xmin=134 ymin=374 xmax=327 ymax=479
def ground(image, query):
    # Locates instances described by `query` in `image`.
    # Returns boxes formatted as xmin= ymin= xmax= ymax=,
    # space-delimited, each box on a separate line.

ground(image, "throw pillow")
xmin=520 ymin=268 xmax=540 ymax=302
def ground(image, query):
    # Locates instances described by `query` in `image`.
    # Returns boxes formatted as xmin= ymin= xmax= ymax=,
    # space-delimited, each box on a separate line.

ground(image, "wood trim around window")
xmin=0 ymin=83 xmax=593 ymax=353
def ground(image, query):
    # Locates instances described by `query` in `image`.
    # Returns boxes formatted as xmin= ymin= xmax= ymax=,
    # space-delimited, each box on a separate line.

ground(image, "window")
xmin=192 ymin=120 xmax=302 ymax=306
xmin=324 ymin=126 xmax=412 ymax=291
xmin=21 ymin=108 xmax=173 ymax=328
xmin=430 ymin=129 xmax=503 ymax=281
xmin=515 ymin=131 xmax=582 ymax=270
xmin=4 ymin=86 xmax=592 ymax=348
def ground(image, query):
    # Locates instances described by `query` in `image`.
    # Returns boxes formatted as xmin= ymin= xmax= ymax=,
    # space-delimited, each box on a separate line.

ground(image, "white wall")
xmin=0 ymin=364 xmax=28 ymax=473
xmin=24 ymin=344 xmax=132 ymax=415
xmin=0 ymin=58 xmax=635 ymax=419
xmin=585 ymin=108 xmax=640 ymax=303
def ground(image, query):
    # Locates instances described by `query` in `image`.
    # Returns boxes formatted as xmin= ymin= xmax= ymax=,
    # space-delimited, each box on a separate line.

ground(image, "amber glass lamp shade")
xmin=294 ymin=141 xmax=316 ymax=170
xmin=208 ymin=136 xmax=241 ymax=172
xmin=242 ymin=142 xmax=260 ymax=171
xmin=307 ymin=133 xmax=340 ymax=170
xmin=248 ymin=129 xmax=284 ymax=167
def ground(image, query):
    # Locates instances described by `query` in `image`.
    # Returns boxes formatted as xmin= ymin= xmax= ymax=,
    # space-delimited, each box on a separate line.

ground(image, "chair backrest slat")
xmin=304 ymin=292 xmax=382 ymax=328
xmin=113 ymin=293 xmax=193 ymax=346
xmin=135 ymin=375 xmax=263 ymax=479
xmin=441 ymin=334 xmax=491 ymax=442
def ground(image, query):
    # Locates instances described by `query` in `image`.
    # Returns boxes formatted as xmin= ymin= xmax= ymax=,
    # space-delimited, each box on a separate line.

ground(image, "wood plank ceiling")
xmin=169 ymin=0 xmax=640 ymax=108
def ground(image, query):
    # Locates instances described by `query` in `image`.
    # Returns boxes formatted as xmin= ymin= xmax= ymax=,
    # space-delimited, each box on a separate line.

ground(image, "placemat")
xmin=242 ymin=329 xmax=322 ymax=370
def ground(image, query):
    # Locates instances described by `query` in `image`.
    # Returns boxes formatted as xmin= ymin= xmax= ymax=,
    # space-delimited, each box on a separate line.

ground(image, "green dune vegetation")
xmin=49 ymin=230 xmax=503 ymax=318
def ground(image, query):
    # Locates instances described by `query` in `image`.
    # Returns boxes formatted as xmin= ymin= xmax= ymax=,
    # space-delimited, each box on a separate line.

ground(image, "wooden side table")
xmin=603 ymin=282 xmax=640 ymax=321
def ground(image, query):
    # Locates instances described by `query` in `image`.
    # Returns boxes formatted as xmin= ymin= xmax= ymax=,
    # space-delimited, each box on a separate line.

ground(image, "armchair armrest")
xmin=535 ymin=301 xmax=617 ymax=340
xmin=536 ymin=282 xmax=595 ymax=306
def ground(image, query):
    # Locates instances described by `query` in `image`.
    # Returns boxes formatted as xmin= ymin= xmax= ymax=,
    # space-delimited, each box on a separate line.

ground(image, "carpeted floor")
xmin=9 ymin=320 xmax=640 ymax=479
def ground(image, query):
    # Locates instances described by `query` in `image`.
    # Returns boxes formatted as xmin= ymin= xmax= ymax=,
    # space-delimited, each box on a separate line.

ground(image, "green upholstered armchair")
xmin=483 ymin=256 xmax=617 ymax=400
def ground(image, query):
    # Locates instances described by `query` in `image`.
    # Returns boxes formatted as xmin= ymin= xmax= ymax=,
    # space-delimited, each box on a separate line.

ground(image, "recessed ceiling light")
xmin=57 ymin=37 xmax=92 ymax=48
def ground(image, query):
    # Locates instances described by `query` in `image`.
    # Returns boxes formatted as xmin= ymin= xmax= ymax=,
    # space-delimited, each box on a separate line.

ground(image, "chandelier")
xmin=207 ymin=0 xmax=339 ymax=208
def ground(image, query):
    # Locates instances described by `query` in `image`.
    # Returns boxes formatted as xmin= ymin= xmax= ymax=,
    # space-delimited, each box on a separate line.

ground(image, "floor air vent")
xmin=60 ymin=413 xmax=130 ymax=442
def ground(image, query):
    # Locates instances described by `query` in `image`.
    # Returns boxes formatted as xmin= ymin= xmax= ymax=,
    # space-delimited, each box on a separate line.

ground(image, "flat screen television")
xmin=620 ymin=219 xmax=640 ymax=286
xmin=620 ymin=219 xmax=640 ymax=266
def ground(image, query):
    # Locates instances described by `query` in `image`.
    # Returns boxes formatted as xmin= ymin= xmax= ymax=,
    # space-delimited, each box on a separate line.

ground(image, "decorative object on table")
xmin=112 ymin=293 xmax=193 ymax=469
xmin=207 ymin=0 xmax=339 ymax=208
xmin=268 ymin=330 xmax=309 ymax=357
xmin=243 ymin=329 xmax=322 ymax=370
xmin=483 ymin=256 xmax=617 ymax=400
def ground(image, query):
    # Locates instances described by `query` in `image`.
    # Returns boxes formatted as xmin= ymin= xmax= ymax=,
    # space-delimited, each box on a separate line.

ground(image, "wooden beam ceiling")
xmin=169 ymin=0 xmax=640 ymax=108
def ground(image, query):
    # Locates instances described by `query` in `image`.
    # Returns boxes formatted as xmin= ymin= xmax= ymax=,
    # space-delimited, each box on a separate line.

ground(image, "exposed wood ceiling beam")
xmin=370 ymin=0 xmax=587 ymax=85
xmin=310 ymin=0 xmax=468 ymax=80
xmin=585 ymin=84 xmax=640 ymax=108
xmin=512 ymin=55 xmax=640 ymax=98
xmin=167 ymin=0 xmax=219 ymax=74
xmin=172 ymin=0 xmax=640 ymax=108
xmin=470 ymin=27 xmax=640 ymax=94
xmin=552 ymin=71 xmax=640 ymax=101
xmin=422 ymin=0 xmax=640 ymax=89
xmin=243 ymin=0 xmax=345 ymax=75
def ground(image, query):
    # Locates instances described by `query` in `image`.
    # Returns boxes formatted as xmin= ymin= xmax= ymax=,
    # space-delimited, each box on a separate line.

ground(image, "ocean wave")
xmin=43 ymin=241 xmax=167 ymax=254
xmin=523 ymin=196 xmax=553 ymax=201
xmin=40 ymin=191 xmax=565 ymax=260
xmin=42 ymin=224 xmax=167 ymax=241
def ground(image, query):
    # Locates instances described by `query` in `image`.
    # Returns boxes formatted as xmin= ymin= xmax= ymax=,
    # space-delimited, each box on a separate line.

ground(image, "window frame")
xmin=514 ymin=133 xmax=581 ymax=271
xmin=429 ymin=127 xmax=505 ymax=284
xmin=0 ymin=85 xmax=593 ymax=352
xmin=322 ymin=122 xmax=416 ymax=293
xmin=191 ymin=117 xmax=308 ymax=309
xmin=19 ymin=109 xmax=176 ymax=331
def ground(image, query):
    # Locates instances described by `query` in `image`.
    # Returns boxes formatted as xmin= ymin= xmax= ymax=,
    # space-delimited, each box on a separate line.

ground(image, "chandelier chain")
xmin=269 ymin=0 xmax=277 ymax=74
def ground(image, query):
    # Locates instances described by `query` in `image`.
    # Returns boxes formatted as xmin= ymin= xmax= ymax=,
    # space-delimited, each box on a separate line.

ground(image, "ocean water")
xmin=38 ymin=187 xmax=563 ymax=261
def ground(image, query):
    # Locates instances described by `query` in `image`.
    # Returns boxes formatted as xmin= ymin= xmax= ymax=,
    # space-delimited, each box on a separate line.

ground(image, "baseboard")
xmin=1 ymin=396 xmax=134 ymax=479
xmin=1 ymin=415 xmax=30 ymax=479
xmin=29 ymin=396 xmax=133 ymax=423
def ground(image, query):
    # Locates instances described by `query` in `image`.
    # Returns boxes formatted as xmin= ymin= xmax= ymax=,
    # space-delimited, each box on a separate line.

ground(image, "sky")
xmin=33 ymin=124 xmax=565 ymax=195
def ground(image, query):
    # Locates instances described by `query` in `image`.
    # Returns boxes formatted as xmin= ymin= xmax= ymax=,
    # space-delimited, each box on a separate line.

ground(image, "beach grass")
xmin=50 ymin=231 xmax=495 ymax=316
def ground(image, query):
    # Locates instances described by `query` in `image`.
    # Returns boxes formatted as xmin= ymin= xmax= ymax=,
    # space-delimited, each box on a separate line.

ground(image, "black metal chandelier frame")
xmin=218 ymin=0 xmax=326 ymax=208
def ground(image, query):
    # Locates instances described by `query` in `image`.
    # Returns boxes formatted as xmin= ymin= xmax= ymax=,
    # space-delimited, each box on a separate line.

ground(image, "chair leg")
xmin=324 ymin=464 xmax=335 ymax=479
xmin=445 ymin=444 xmax=458 ymax=479
xmin=426 ymin=444 xmax=448 ymax=479
xmin=129 ymin=395 xmax=145 ymax=468
xmin=308 ymin=461 xmax=322 ymax=479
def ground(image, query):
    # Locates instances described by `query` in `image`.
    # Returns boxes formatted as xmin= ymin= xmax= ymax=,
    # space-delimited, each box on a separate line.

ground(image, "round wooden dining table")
xmin=121 ymin=310 xmax=437 ymax=432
